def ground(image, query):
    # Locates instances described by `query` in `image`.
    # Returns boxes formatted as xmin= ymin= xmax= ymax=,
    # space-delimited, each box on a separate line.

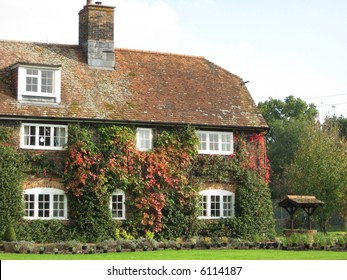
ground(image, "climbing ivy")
xmin=191 ymin=134 xmax=275 ymax=239
xmin=0 ymin=128 xmax=29 ymax=239
xmin=63 ymin=124 xmax=200 ymax=240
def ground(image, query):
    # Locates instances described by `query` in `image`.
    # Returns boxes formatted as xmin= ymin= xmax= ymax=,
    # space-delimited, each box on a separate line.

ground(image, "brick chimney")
xmin=79 ymin=1 xmax=115 ymax=69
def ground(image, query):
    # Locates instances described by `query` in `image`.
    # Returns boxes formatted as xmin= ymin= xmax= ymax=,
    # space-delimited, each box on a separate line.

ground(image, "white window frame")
xmin=23 ymin=188 xmax=68 ymax=220
xmin=136 ymin=128 xmax=153 ymax=151
xmin=110 ymin=189 xmax=126 ymax=220
xmin=17 ymin=64 xmax=61 ymax=103
xmin=197 ymin=131 xmax=233 ymax=155
xmin=198 ymin=189 xmax=235 ymax=219
xmin=20 ymin=123 xmax=68 ymax=150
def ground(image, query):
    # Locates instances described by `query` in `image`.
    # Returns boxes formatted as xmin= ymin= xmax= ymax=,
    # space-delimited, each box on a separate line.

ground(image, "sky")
xmin=1 ymin=0 xmax=346 ymax=120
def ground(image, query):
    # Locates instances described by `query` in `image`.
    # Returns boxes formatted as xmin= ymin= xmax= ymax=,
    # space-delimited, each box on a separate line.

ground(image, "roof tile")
xmin=0 ymin=40 xmax=268 ymax=128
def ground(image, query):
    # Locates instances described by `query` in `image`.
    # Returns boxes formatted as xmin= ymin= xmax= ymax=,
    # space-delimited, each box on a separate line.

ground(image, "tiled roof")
xmin=0 ymin=40 xmax=268 ymax=129
xmin=279 ymin=195 xmax=324 ymax=207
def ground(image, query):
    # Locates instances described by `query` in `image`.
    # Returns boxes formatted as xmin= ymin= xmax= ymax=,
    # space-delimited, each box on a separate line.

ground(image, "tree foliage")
xmin=258 ymin=95 xmax=318 ymax=128
xmin=258 ymin=96 xmax=319 ymax=198
xmin=285 ymin=122 xmax=347 ymax=232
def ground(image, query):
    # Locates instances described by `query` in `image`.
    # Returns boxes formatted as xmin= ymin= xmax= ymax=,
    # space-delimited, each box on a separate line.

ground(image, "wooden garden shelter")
xmin=278 ymin=195 xmax=324 ymax=230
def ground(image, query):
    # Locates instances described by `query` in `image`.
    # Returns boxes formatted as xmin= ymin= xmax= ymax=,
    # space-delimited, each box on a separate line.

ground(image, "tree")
xmin=258 ymin=96 xmax=318 ymax=198
xmin=258 ymin=95 xmax=318 ymax=128
xmin=325 ymin=115 xmax=347 ymax=139
xmin=285 ymin=122 xmax=347 ymax=232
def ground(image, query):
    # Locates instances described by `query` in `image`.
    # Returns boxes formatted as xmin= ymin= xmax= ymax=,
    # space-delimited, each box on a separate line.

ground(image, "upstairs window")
xmin=20 ymin=123 xmax=68 ymax=150
xmin=12 ymin=63 xmax=61 ymax=103
xmin=136 ymin=128 xmax=153 ymax=151
xmin=199 ymin=189 xmax=235 ymax=219
xmin=197 ymin=131 xmax=233 ymax=155
xmin=24 ymin=188 xmax=68 ymax=220
xmin=26 ymin=69 xmax=54 ymax=93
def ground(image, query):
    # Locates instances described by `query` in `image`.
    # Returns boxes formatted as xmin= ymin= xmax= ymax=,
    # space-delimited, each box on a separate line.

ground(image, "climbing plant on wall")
xmin=64 ymin=125 xmax=115 ymax=242
xmin=100 ymin=126 xmax=200 ymax=237
xmin=191 ymin=133 xmax=275 ymax=240
xmin=63 ymin=124 xmax=275 ymax=241
xmin=64 ymin=124 xmax=200 ymax=241
xmin=0 ymin=127 xmax=29 ymax=239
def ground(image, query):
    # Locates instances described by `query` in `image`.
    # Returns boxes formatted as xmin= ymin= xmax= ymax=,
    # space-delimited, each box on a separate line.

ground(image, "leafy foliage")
xmin=15 ymin=220 xmax=73 ymax=243
xmin=0 ymin=145 xmax=29 ymax=239
xmin=192 ymin=135 xmax=275 ymax=239
xmin=258 ymin=95 xmax=318 ymax=129
xmin=64 ymin=125 xmax=114 ymax=242
xmin=234 ymin=168 xmax=275 ymax=239
xmin=285 ymin=122 xmax=347 ymax=232
xmin=258 ymin=96 xmax=319 ymax=198
xmin=3 ymin=225 xmax=16 ymax=241
xmin=64 ymin=124 xmax=200 ymax=241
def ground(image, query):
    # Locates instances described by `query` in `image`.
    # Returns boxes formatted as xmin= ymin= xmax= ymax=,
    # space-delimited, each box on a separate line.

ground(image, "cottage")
xmin=0 ymin=1 xmax=269 ymax=238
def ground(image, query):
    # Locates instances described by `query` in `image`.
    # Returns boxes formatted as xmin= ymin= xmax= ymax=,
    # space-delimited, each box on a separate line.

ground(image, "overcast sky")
xmin=1 ymin=0 xmax=347 ymax=120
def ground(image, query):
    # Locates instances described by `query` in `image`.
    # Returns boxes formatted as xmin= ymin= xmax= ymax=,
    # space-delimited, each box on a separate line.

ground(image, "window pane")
xmin=209 ymin=134 xmax=219 ymax=151
xmin=38 ymin=194 xmax=50 ymax=217
xmin=198 ymin=133 xmax=207 ymax=151
xmin=53 ymin=194 xmax=65 ymax=217
xmin=137 ymin=129 xmax=152 ymax=151
xmin=223 ymin=195 xmax=232 ymax=217
xmin=23 ymin=125 xmax=36 ymax=146
xmin=27 ymin=69 xmax=38 ymax=75
xmin=54 ymin=127 xmax=66 ymax=147
xmin=210 ymin=195 xmax=220 ymax=217
xmin=200 ymin=195 xmax=207 ymax=217
xmin=221 ymin=134 xmax=232 ymax=152
xmin=111 ymin=194 xmax=124 ymax=218
xmin=26 ymin=69 xmax=38 ymax=92
xmin=39 ymin=126 xmax=51 ymax=146
xmin=24 ymin=194 xmax=35 ymax=217
xmin=41 ymin=70 xmax=53 ymax=93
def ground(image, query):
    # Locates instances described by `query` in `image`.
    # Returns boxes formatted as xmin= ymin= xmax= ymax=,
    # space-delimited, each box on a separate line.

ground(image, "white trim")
xmin=110 ymin=189 xmax=126 ymax=220
xmin=198 ymin=189 xmax=235 ymax=219
xmin=136 ymin=128 xmax=153 ymax=151
xmin=20 ymin=123 xmax=68 ymax=150
xmin=23 ymin=188 xmax=68 ymax=220
xmin=197 ymin=131 xmax=233 ymax=155
xmin=17 ymin=65 xmax=61 ymax=103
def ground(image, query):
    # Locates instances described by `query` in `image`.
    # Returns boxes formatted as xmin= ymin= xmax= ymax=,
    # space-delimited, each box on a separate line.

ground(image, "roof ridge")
xmin=115 ymin=47 xmax=204 ymax=59
xmin=0 ymin=39 xmax=82 ymax=48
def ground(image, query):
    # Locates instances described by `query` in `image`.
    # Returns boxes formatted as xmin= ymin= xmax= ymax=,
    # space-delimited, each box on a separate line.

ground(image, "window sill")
xmin=20 ymin=146 xmax=66 ymax=151
xmin=23 ymin=217 xmax=69 ymax=221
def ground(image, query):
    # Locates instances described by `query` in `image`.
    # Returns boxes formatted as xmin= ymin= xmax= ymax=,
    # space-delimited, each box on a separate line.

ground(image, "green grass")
xmin=1 ymin=249 xmax=346 ymax=260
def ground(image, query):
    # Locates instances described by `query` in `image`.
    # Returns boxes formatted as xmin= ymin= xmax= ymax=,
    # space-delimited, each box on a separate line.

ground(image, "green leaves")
xmin=0 ymin=145 xmax=28 ymax=238
xmin=285 ymin=122 xmax=347 ymax=231
xmin=64 ymin=124 xmax=199 ymax=239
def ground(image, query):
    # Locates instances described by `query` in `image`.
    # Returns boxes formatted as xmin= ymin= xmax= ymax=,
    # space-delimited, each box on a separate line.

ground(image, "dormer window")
xmin=11 ymin=63 xmax=61 ymax=103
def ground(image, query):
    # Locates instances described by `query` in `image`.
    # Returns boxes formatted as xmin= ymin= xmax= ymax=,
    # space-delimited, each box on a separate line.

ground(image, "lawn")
xmin=1 ymin=249 xmax=346 ymax=260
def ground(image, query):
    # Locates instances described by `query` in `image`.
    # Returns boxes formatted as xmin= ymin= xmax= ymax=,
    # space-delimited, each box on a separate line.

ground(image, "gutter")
xmin=0 ymin=115 xmax=269 ymax=132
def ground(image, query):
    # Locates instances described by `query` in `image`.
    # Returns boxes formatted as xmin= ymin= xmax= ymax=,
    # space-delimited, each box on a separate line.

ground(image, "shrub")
xmin=198 ymin=218 xmax=238 ymax=238
xmin=15 ymin=220 xmax=73 ymax=243
xmin=3 ymin=225 xmax=16 ymax=242
xmin=234 ymin=169 xmax=276 ymax=240
xmin=314 ymin=232 xmax=327 ymax=247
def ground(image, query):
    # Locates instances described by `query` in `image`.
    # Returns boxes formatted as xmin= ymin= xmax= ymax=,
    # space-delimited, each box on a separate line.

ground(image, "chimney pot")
xmin=87 ymin=0 xmax=93 ymax=5
xmin=95 ymin=1 xmax=102 ymax=4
